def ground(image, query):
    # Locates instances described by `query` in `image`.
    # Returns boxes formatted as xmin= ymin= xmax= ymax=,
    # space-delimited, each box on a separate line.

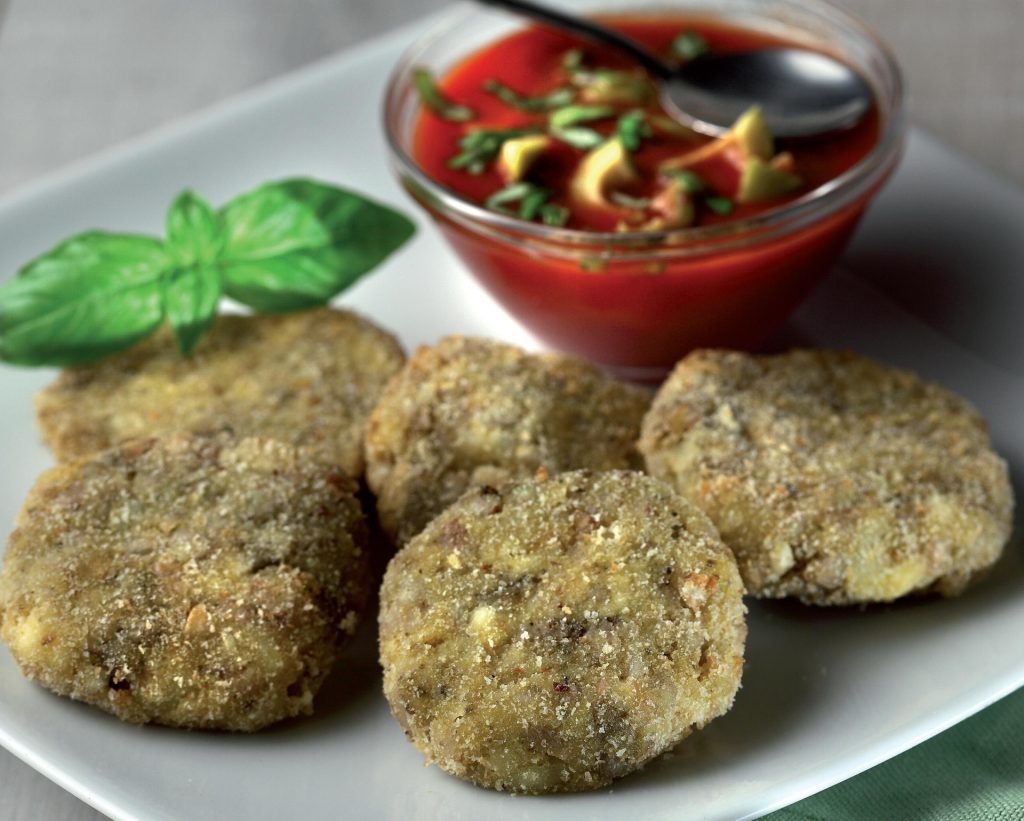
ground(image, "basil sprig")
xmin=0 ymin=179 xmax=415 ymax=366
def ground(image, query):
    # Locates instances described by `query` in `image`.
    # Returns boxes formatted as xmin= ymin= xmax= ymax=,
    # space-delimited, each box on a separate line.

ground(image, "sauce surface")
xmin=413 ymin=16 xmax=880 ymax=232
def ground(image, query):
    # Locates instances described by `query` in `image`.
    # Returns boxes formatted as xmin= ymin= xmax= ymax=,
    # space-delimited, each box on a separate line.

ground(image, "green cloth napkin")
xmin=766 ymin=686 xmax=1024 ymax=820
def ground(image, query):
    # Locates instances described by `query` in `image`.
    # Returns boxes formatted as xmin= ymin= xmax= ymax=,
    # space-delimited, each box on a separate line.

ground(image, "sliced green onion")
xmin=609 ymin=191 xmax=652 ymax=210
xmin=484 ymin=182 xmax=562 ymax=224
xmin=483 ymin=80 xmax=576 ymax=112
xmin=706 ymin=196 xmax=735 ymax=215
xmin=665 ymin=168 xmax=706 ymax=194
xmin=550 ymin=126 xmax=605 ymax=150
xmin=616 ymin=110 xmax=653 ymax=152
xmin=549 ymin=105 xmax=616 ymax=130
xmin=413 ymin=68 xmax=475 ymax=122
xmin=548 ymin=105 xmax=615 ymax=150
xmin=540 ymin=203 xmax=571 ymax=227
xmin=449 ymin=127 xmax=539 ymax=175
xmin=579 ymin=256 xmax=607 ymax=273
xmin=562 ymin=48 xmax=585 ymax=73
xmin=485 ymin=182 xmax=537 ymax=214
xmin=670 ymin=31 xmax=711 ymax=61
xmin=519 ymin=187 xmax=551 ymax=221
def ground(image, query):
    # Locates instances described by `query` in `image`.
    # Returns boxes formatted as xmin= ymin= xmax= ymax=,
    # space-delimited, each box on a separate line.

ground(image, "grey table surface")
xmin=0 ymin=1 xmax=1021 ymax=819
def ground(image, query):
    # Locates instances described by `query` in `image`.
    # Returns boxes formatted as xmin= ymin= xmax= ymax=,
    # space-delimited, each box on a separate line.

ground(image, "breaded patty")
xmin=379 ymin=470 xmax=746 ymax=794
xmin=35 ymin=308 xmax=405 ymax=476
xmin=364 ymin=336 xmax=650 ymax=545
xmin=0 ymin=433 xmax=371 ymax=731
xmin=639 ymin=349 xmax=1014 ymax=605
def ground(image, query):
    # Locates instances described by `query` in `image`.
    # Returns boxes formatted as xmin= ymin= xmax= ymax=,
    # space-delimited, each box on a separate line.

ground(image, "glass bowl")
xmin=383 ymin=0 xmax=904 ymax=380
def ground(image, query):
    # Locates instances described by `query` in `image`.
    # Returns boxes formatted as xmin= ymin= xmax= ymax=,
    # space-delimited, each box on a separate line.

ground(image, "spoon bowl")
xmin=477 ymin=0 xmax=874 ymax=138
xmin=666 ymin=48 xmax=874 ymax=137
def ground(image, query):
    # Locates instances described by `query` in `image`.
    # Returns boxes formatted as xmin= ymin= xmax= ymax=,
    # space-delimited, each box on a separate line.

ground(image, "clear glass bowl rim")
xmin=382 ymin=0 xmax=906 ymax=259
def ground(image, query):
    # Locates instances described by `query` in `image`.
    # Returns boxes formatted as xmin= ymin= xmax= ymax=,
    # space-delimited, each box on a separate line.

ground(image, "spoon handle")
xmin=474 ymin=0 xmax=672 ymax=79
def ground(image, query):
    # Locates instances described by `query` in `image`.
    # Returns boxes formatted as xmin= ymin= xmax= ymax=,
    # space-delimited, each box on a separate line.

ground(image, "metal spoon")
xmin=475 ymin=0 xmax=873 ymax=138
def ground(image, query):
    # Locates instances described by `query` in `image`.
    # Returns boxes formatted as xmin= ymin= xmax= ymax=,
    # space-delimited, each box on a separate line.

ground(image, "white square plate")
xmin=1 ymin=10 xmax=1022 ymax=821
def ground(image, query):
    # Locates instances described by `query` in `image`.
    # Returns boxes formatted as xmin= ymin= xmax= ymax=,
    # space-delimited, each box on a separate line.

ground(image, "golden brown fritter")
xmin=639 ymin=349 xmax=1014 ymax=605
xmin=35 ymin=308 xmax=405 ymax=476
xmin=379 ymin=470 xmax=746 ymax=794
xmin=0 ymin=433 xmax=371 ymax=731
xmin=364 ymin=336 xmax=650 ymax=545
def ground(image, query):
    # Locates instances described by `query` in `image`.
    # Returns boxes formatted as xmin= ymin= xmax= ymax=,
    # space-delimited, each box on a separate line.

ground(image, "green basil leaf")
xmin=163 ymin=265 xmax=221 ymax=355
xmin=0 ymin=232 xmax=168 ymax=366
xmin=166 ymin=190 xmax=225 ymax=268
xmin=413 ymin=68 xmax=475 ymax=122
xmin=219 ymin=179 xmax=415 ymax=312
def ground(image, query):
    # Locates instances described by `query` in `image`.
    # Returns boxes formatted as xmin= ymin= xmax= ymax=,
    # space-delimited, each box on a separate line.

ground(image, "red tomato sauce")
xmin=413 ymin=16 xmax=880 ymax=232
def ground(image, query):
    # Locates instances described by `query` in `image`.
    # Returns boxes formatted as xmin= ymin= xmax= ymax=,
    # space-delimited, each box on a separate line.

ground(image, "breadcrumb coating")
xmin=639 ymin=349 xmax=1014 ymax=604
xmin=35 ymin=308 xmax=405 ymax=476
xmin=0 ymin=433 xmax=371 ymax=731
xmin=364 ymin=336 xmax=650 ymax=545
xmin=379 ymin=470 xmax=746 ymax=793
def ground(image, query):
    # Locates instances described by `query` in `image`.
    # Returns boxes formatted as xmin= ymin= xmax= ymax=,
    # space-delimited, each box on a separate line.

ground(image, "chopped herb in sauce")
xmin=540 ymin=204 xmax=571 ymax=226
xmin=449 ymin=127 xmax=540 ymax=174
xmin=665 ymin=168 xmax=706 ymax=194
xmin=563 ymin=50 xmax=655 ymax=106
xmin=485 ymin=182 xmax=569 ymax=226
xmin=562 ymin=48 xmax=586 ymax=73
xmin=706 ymin=196 xmax=735 ymax=216
xmin=609 ymin=191 xmax=653 ymax=210
xmin=616 ymin=110 xmax=653 ymax=152
xmin=413 ymin=68 xmax=475 ymax=122
xmin=549 ymin=127 xmax=605 ymax=150
xmin=483 ymin=80 xmax=576 ymax=112
xmin=548 ymin=105 xmax=615 ymax=149
xmin=550 ymin=105 xmax=616 ymax=130
xmin=415 ymin=19 xmax=861 ymax=232
xmin=670 ymin=31 xmax=711 ymax=61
